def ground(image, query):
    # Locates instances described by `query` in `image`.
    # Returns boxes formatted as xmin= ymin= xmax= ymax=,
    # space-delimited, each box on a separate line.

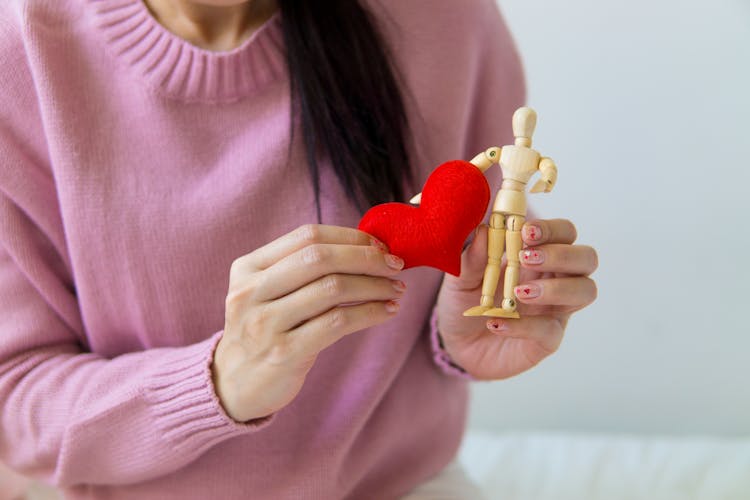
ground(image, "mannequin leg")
xmin=464 ymin=212 xmax=506 ymax=316
xmin=485 ymin=215 xmax=524 ymax=318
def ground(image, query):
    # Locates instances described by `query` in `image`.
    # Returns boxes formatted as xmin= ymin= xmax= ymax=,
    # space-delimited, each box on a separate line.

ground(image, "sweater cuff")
xmin=145 ymin=331 xmax=275 ymax=455
xmin=429 ymin=305 xmax=475 ymax=381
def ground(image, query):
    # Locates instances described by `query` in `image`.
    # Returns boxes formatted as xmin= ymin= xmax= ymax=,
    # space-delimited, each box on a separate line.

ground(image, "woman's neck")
xmin=142 ymin=0 xmax=277 ymax=52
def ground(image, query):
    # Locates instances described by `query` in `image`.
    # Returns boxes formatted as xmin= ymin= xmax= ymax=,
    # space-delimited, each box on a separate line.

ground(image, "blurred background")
xmin=460 ymin=1 xmax=749 ymax=496
xmin=469 ymin=0 xmax=750 ymax=437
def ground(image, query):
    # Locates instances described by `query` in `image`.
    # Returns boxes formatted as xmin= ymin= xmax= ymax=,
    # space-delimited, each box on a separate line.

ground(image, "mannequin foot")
xmin=463 ymin=305 xmax=493 ymax=316
xmin=482 ymin=308 xmax=520 ymax=319
xmin=484 ymin=298 xmax=520 ymax=319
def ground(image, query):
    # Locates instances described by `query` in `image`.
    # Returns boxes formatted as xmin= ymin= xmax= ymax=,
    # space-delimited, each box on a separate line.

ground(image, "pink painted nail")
xmin=515 ymin=283 xmax=541 ymax=299
xmin=385 ymin=254 xmax=404 ymax=270
xmin=487 ymin=319 xmax=509 ymax=332
xmin=520 ymin=249 xmax=544 ymax=265
xmin=370 ymin=238 xmax=388 ymax=252
xmin=524 ymin=225 xmax=542 ymax=242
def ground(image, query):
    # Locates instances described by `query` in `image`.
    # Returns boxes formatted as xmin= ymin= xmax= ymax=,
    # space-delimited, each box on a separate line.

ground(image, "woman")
xmin=0 ymin=0 xmax=597 ymax=498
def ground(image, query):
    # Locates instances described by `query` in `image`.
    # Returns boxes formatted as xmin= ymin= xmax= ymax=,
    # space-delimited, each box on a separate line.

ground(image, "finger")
xmin=255 ymin=243 xmax=404 ymax=301
xmin=485 ymin=315 xmax=564 ymax=354
xmin=265 ymin=275 xmax=406 ymax=332
xmin=446 ymin=224 xmax=488 ymax=291
xmin=290 ymin=300 xmax=399 ymax=354
xmin=514 ymin=277 xmax=597 ymax=307
xmin=519 ymin=244 xmax=598 ymax=276
xmin=242 ymin=225 xmax=383 ymax=271
xmin=522 ymin=219 xmax=577 ymax=246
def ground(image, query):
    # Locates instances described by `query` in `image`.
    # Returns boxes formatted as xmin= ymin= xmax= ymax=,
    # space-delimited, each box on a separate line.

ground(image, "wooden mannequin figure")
xmin=408 ymin=107 xmax=556 ymax=318
xmin=462 ymin=106 xmax=557 ymax=318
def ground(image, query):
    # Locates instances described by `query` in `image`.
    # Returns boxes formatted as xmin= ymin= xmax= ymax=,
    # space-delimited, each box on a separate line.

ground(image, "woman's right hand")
xmin=212 ymin=224 xmax=406 ymax=422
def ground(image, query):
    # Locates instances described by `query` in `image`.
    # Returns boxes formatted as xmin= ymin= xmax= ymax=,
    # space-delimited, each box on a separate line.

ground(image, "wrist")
xmin=430 ymin=307 xmax=474 ymax=380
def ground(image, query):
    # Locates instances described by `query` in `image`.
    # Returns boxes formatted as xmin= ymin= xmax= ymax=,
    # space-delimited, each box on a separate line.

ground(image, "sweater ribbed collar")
xmin=86 ymin=0 xmax=285 ymax=103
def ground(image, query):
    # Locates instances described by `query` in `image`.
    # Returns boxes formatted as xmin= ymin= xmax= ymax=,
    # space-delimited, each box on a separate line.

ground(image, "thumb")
xmin=449 ymin=224 xmax=488 ymax=290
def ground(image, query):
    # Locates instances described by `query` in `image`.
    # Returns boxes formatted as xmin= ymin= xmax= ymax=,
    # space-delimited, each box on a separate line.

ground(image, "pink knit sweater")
xmin=0 ymin=0 xmax=524 ymax=497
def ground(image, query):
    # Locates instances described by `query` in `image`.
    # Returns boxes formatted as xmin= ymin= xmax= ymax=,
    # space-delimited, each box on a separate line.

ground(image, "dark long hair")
xmin=278 ymin=0 xmax=414 ymax=220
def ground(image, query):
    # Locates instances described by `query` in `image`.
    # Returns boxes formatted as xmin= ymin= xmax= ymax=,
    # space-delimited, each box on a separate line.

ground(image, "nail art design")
xmin=370 ymin=238 xmax=388 ymax=252
xmin=515 ymin=284 xmax=541 ymax=299
xmin=385 ymin=254 xmax=404 ymax=269
xmin=525 ymin=225 xmax=542 ymax=241
xmin=521 ymin=249 xmax=543 ymax=265
xmin=392 ymin=280 xmax=407 ymax=292
xmin=487 ymin=319 xmax=508 ymax=332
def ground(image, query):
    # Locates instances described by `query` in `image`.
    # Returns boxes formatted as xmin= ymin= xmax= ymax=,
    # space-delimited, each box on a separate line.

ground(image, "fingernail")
xmin=385 ymin=300 xmax=400 ymax=313
xmin=385 ymin=254 xmax=404 ymax=270
xmin=370 ymin=238 xmax=388 ymax=253
xmin=392 ymin=280 xmax=407 ymax=292
xmin=520 ymin=249 xmax=544 ymax=265
xmin=523 ymin=225 xmax=542 ymax=242
xmin=515 ymin=283 xmax=541 ymax=299
xmin=487 ymin=319 xmax=509 ymax=332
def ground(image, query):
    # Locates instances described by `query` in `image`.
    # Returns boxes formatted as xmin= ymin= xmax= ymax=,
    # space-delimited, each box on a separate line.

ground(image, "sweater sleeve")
xmin=428 ymin=304 xmax=476 ymax=380
xmin=425 ymin=0 xmax=527 ymax=378
xmin=0 ymin=202 xmax=275 ymax=487
xmin=0 ymin=13 xmax=274 ymax=488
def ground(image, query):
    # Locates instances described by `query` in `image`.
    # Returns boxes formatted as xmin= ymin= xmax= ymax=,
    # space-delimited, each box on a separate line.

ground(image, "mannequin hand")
xmin=434 ymin=219 xmax=597 ymax=380
xmin=532 ymin=158 xmax=557 ymax=193
xmin=529 ymin=178 xmax=554 ymax=193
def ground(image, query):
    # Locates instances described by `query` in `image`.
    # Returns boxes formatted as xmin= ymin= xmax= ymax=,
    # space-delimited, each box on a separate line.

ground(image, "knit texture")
xmin=0 ymin=0 xmax=525 ymax=497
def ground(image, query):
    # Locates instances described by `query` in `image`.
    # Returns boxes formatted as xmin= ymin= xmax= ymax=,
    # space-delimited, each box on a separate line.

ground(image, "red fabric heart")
xmin=358 ymin=160 xmax=490 ymax=276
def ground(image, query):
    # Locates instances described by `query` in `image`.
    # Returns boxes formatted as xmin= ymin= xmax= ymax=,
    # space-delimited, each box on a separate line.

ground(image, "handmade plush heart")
xmin=358 ymin=160 xmax=490 ymax=276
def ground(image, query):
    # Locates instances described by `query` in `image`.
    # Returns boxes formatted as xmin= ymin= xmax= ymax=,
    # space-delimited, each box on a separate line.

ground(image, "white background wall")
xmin=469 ymin=0 xmax=750 ymax=436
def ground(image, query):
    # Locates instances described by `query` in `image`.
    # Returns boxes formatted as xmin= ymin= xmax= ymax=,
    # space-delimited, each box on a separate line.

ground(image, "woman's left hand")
xmin=435 ymin=219 xmax=598 ymax=380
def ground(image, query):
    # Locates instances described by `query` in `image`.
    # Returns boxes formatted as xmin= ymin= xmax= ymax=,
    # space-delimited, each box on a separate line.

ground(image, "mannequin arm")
xmin=409 ymin=147 xmax=501 ymax=205
xmin=530 ymin=156 xmax=557 ymax=193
